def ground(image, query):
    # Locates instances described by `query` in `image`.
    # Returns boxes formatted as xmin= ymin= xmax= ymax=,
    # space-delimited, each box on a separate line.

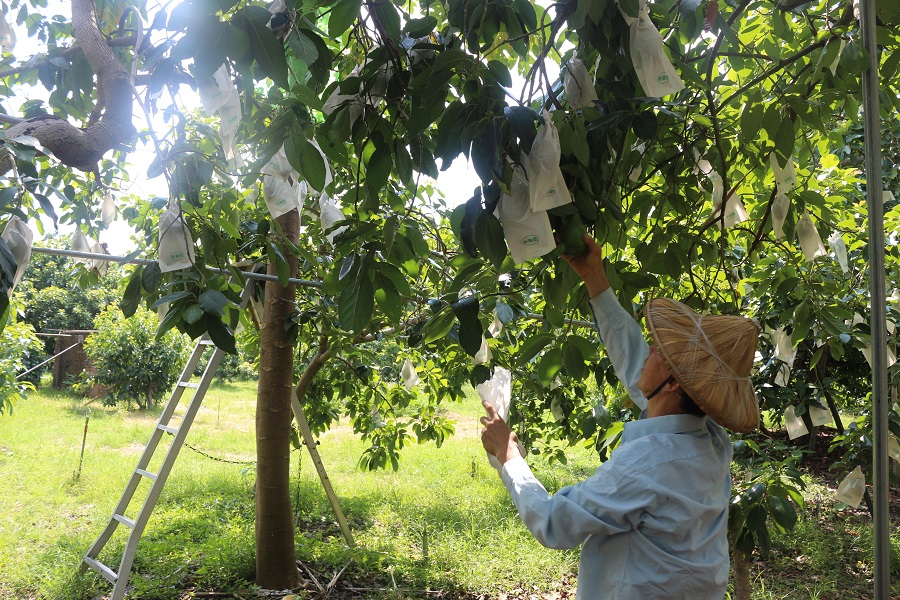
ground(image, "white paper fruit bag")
xmin=796 ymin=211 xmax=826 ymax=262
xmin=521 ymin=112 xmax=572 ymax=212
xmin=784 ymin=405 xmax=809 ymax=439
xmin=496 ymin=165 xmax=556 ymax=264
xmin=564 ymin=58 xmax=598 ymax=109
xmin=1 ymin=216 xmax=32 ymax=292
xmin=319 ymin=192 xmax=346 ymax=246
xmin=619 ymin=2 xmax=684 ymax=97
xmin=836 ymin=466 xmax=865 ymax=508
xmin=158 ymin=199 xmax=196 ymax=272
xmin=400 ymin=358 xmax=420 ymax=390
xmin=828 ymin=231 xmax=849 ymax=273
xmin=477 ymin=367 xmax=526 ymax=470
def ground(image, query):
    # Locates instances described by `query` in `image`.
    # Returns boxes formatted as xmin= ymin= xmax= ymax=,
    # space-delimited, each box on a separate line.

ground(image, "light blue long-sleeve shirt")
xmin=500 ymin=289 xmax=732 ymax=599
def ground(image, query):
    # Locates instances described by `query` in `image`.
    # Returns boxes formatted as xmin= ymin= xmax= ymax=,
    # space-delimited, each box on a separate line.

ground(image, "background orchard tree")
xmin=0 ymin=0 xmax=899 ymax=593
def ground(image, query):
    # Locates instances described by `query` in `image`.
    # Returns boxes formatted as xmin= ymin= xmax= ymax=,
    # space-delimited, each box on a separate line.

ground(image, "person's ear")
xmin=667 ymin=377 xmax=682 ymax=393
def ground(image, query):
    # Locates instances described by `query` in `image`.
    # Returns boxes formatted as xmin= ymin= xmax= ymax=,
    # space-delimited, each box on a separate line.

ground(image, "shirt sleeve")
xmin=499 ymin=455 xmax=649 ymax=550
xmin=588 ymin=289 xmax=649 ymax=411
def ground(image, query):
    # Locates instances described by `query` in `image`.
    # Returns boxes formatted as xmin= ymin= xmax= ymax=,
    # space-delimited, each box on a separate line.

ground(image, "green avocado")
xmin=560 ymin=214 xmax=587 ymax=257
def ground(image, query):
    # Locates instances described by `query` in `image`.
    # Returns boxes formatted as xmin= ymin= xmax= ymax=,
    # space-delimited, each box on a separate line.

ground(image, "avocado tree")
xmin=0 ymin=0 xmax=899 ymax=593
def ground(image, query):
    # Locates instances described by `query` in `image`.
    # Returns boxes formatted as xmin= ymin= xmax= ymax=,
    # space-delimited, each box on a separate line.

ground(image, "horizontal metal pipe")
xmin=29 ymin=246 xmax=322 ymax=289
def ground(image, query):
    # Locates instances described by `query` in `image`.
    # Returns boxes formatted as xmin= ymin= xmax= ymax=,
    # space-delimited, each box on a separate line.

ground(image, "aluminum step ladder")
xmin=81 ymin=282 xmax=254 ymax=600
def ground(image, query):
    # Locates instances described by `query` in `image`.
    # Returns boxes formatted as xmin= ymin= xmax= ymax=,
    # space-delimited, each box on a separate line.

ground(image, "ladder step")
xmin=135 ymin=468 xmax=157 ymax=481
xmin=114 ymin=514 xmax=136 ymax=529
xmin=198 ymin=339 xmax=216 ymax=346
xmin=83 ymin=556 xmax=118 ymax=584
xmin=178 ymin=382 xmax=200 ymax=389
xmin=158 ymin=424 xmax=178 ymax=435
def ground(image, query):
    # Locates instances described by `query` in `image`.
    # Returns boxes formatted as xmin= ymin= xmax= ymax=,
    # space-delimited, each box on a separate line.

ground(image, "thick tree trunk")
xmin=731 ymin=545 xmax=751 ymax=600
xmin=255 ymin=209 xmax=301 ymax=590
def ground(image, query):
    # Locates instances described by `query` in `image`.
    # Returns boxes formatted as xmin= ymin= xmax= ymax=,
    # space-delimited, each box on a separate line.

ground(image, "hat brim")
xmin=644 ymin=298 xmax=760 ymax=433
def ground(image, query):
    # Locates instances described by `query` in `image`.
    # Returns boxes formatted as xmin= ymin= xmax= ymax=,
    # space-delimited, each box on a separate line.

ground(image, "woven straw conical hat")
xmin=644 ymin=298 xmax=760 ymax=433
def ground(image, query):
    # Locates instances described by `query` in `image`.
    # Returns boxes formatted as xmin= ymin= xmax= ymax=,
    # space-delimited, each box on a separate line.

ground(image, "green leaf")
xmin=404 ymin=16 xmax=437 ymax=37
xmin=207 ymin=315 xmax=237 ymax=354
xmin=266 ymin=241 xmax=290 ymax=286
xmin=487 ymin=60 xmax=512 ymax=87
xmin=422 ymin=308 xmax=456 ymax=345
xmin=518 ymin=332 xmax=554 ymax=365
xmin=537 ymin=348 xmax=563 ymax=387
xmin=457 ymin=317 xmax=484 ymax=356
xmin=0 ymin=187 xmax=16 ymax=208
xmin=374 ymin=273 xmax=402 ymax=322
xmin=563 ymin=339 xmax=588 ymax=380
xmin=474 ymin=211 xmax=507 ymax=269
xmin=191 ymin=19 xmax=247 ymax=80
xmin=773 ymin=116 xmax=795 ymax=165
xmin=199 ymin=289 xmax=229 ymax=316
xmin=339 ymin=275 xmax=375 ymax=334
xmin=234 ymin=6 xmax=288 ymax=88
xmin=288 ymin=30 xmax=319 ymax=68
xmin=329 ymin=0 xmax=362 ymax=38
xmin=504 ymin=106 xmax=538 ymax=153
xmin=792 ymin=301 xmax=811 ymax=346
xmin=286 ymin=136 xmax=327 ymax=192
xmin=151 ymin=291 xmax=192 ymax=308
xmin=119 ymin=266 xmax=143 ymax=318
xmin=34 ymin=194 xmax=57 ymax=228
xmin=371 ymin=0 xmax=401 ymax=44
xmin=141 ymin=262 xmax=162 ymax=293
xmin=767 ymin=495 xmax=797 ymax=531
xmin=619 ymin=0 xmax=640 ymax=18
xmin=632 ymin=110 xmax=658 ymax=140
xmin=184 ymin=303 xmax=205 ymax=324
xmin=365 ymin=139 xmax=393 ymax=192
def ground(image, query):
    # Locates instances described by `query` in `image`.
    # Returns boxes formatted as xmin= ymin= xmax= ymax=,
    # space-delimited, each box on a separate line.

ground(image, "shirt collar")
xmin=622 ymin=413 xmax=710 ymax=444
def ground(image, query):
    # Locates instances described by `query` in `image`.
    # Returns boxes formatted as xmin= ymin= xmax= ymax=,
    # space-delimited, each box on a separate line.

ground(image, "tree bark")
xmin=731 ymin=545 xmax=751 ymax=600
xmin=1 ymin=0 xmax=134 ymax=173
xmin=255 ymin=209 xmax=301 ymax=590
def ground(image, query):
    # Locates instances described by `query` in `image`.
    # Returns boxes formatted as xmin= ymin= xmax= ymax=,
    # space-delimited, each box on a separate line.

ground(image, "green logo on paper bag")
xmin=657 ymin=73 xmax=669 ymax=84
xmin=276 ymin=198 xmax=287 ymax=207
xmin=522 ymin=235 xmax=540 ymax=246
xmin=170 ymin=252 xmax=185 ymax=261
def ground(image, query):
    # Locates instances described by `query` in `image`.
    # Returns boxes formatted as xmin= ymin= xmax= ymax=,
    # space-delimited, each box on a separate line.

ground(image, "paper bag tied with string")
xmin=828 ymin=231 xmax=849 ymax=273
xmin=619 ymin=1 xmax=684 ymax=98
xmin=1 ymin=217 xmax=32 ymax=293
xmin=836 ymin=466 xmax=865 ymax=508
xmin=521 ymin=112 xmax=572 ymax=212
xmin=496 ymin=164 xmax=556 ymax=264
xmin=564 ymin=58 xmax=598 ymax=109
xmin=477 ymin=367 xmax=525 ymax=470
xmin=784 ymin=405 xmax=809 ymax=440
xmin=319 ymin=192 xmax=346 ymax=246
xmin=71 ymin=229 xmax=92 ymax=265
xmin=158 ymin=200 xmax=196 ymax=272
xmin=796 ymin=211 xmax=826 ymax=262
xmin=400 ymin=358 xmax=420 ymax=390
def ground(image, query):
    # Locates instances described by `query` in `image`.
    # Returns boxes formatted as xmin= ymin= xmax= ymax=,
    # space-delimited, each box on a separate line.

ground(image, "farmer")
xmin=481 ymin=234 xmax=760 ymax=599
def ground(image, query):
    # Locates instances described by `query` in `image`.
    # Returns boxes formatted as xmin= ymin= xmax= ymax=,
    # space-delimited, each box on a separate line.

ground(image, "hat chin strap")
xmin=645 ymin=374 xmax=674 ymax=401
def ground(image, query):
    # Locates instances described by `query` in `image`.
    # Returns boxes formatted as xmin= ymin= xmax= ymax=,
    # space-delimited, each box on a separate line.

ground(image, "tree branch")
xmin=1 ymin=0 xmax=135 ymax=173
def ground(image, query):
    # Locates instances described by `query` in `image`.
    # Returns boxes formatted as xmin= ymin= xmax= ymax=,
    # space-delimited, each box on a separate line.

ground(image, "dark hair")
xmin=679 ymin=390 xmax=705 ymax=417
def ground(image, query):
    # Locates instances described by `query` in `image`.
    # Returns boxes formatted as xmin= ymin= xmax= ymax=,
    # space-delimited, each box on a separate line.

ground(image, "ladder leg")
xmin=291 ymin=391 xmax=355 ymax=548
xmin=82 ymin=280 xmax=256 ymax=595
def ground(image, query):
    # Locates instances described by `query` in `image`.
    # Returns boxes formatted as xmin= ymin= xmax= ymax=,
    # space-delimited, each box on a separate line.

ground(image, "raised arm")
xmin=565 ymin=234 xmax=649 ymax=411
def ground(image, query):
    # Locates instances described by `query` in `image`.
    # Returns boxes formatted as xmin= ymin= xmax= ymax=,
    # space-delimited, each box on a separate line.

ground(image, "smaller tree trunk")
xmin=731 ymin=545 xmax=751 ymax=600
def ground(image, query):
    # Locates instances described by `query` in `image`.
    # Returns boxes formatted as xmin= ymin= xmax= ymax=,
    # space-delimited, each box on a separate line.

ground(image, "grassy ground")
xmin=0 ymin=379 xmax=897 ymax=599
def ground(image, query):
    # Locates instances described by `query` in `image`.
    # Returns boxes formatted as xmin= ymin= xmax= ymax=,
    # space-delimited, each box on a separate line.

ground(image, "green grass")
xmin=1 ymin=379 xmax=899 ymax=599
